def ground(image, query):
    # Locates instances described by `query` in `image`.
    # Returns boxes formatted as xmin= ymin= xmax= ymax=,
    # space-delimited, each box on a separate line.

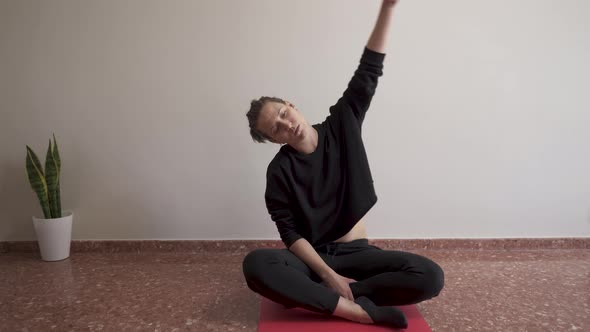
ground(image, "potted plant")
xmin=25 ymin=134 xmax=73 ymax=261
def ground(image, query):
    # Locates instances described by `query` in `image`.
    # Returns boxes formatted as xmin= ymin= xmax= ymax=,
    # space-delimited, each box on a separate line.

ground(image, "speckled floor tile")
xmin=1 ymin=249 xmax=588 ymax=331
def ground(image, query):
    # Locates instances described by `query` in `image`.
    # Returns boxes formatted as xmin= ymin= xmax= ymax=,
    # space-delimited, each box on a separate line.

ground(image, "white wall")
xmin=1 ymin=0 xmax=589 ymax=241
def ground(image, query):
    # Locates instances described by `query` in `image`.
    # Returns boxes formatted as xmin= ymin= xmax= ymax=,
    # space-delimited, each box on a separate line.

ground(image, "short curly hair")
xmin=246 ymin=96 xmax=286 ymax=143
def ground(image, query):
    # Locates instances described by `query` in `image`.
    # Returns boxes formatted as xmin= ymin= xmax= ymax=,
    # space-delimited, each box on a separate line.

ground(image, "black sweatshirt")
xmin=264 ymin=47 xmax=386 ymax=249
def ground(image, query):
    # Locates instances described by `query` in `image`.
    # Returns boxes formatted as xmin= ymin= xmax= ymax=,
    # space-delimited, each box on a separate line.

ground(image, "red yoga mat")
xmin=259 ymin=297 xmax=432 ymax=332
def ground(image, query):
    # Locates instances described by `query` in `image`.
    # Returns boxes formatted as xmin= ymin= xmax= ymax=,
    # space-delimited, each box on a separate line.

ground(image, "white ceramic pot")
xmin=32 ymin=210 xmax=73 ymax=261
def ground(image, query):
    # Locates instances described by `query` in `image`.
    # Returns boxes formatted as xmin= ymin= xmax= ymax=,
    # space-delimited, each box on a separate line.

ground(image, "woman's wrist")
xmin=319 ymin=268 xmax=337 ymax=280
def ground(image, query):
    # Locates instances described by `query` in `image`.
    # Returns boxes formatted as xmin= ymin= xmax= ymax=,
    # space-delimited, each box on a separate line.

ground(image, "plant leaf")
xmin=56 ymin=178 xmax=61 ymax=217
xmin=45 ymin=140 xmax=60 ymax=218
xmin=52 ymin=133 xmax=61 ymax=173
xmin=52 ymin=133 xmax=62 ymax=217
xmin=26 ymin=146 xmax=51 ymax=218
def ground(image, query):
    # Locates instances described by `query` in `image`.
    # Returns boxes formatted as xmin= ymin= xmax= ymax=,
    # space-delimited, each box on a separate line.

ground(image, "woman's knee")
xmin=242 ymin=249 xmax=282 ymax=281
xmin=417 ymin=257 xmax=445 ymax=298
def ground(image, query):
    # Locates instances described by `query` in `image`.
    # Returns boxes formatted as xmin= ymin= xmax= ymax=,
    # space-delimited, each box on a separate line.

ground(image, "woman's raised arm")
xmin=366 ymin=0 xmax=399 ymax=53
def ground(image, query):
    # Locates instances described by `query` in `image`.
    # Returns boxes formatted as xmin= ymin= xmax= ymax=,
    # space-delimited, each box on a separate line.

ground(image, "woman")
xmin=243 ymin=1 xmax=444 ymax=329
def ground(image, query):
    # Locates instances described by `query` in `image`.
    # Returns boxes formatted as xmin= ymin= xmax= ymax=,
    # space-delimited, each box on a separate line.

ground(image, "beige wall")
xmin=2 ymin=0 xmax=589 ymax=241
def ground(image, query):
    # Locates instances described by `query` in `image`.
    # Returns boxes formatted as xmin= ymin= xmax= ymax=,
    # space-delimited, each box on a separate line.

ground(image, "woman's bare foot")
xmin=332 ymin=296 xmax=374 ymax=324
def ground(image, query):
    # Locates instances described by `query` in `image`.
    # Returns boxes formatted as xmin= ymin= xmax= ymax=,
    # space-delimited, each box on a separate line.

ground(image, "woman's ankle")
xmin=332 ymin=297 xmax=373 ymax=324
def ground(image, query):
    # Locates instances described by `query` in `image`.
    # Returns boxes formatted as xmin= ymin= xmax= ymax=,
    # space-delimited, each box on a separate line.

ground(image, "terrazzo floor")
xmin=2 ymin=248 xmax=588 ymax=331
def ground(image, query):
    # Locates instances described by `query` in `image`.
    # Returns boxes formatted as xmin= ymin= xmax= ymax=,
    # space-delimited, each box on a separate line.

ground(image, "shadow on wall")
xmin=0 ymin=161 xmax=38 ymax=241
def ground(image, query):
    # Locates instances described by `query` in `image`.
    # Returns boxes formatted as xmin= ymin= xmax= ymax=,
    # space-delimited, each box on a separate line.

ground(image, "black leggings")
xmin=242 ymin=238 xmax=445 ymax=315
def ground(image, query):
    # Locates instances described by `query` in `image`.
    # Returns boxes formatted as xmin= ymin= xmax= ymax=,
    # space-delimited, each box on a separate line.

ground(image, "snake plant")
xmin=25 ymin=134 xmax=62 ymax=219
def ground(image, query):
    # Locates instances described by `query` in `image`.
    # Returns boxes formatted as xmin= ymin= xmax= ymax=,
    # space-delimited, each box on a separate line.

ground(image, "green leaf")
xmin=52 ymin=133 xmax=61 ymax=173
xmin=56 ymin=178 xmax=61 ymax=217
xmin=52 ymin=133 xmax=62 ymax=217
xmin=45 ymin=140 xmax=60 ymax=218
xmin=26 ymin=146 xmax=51 ymax=219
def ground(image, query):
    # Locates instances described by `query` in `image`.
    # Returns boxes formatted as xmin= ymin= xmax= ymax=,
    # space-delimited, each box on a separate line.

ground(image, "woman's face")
xmin=257 ymin=101 xmax=309 ymax=145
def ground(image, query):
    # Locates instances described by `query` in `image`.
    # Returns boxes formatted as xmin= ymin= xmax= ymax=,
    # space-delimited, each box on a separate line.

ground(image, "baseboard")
xmin=1 ymin=238 xmax=589 ymax=253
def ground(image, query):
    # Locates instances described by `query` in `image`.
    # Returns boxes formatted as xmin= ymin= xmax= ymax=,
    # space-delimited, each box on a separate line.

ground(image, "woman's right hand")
xmin=322 ymin=272 xmax=357 ymax=301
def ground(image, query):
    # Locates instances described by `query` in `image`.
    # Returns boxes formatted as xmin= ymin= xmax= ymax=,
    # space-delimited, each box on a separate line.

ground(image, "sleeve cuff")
xmin=363 ymin=47 xmax=386 ymax=65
